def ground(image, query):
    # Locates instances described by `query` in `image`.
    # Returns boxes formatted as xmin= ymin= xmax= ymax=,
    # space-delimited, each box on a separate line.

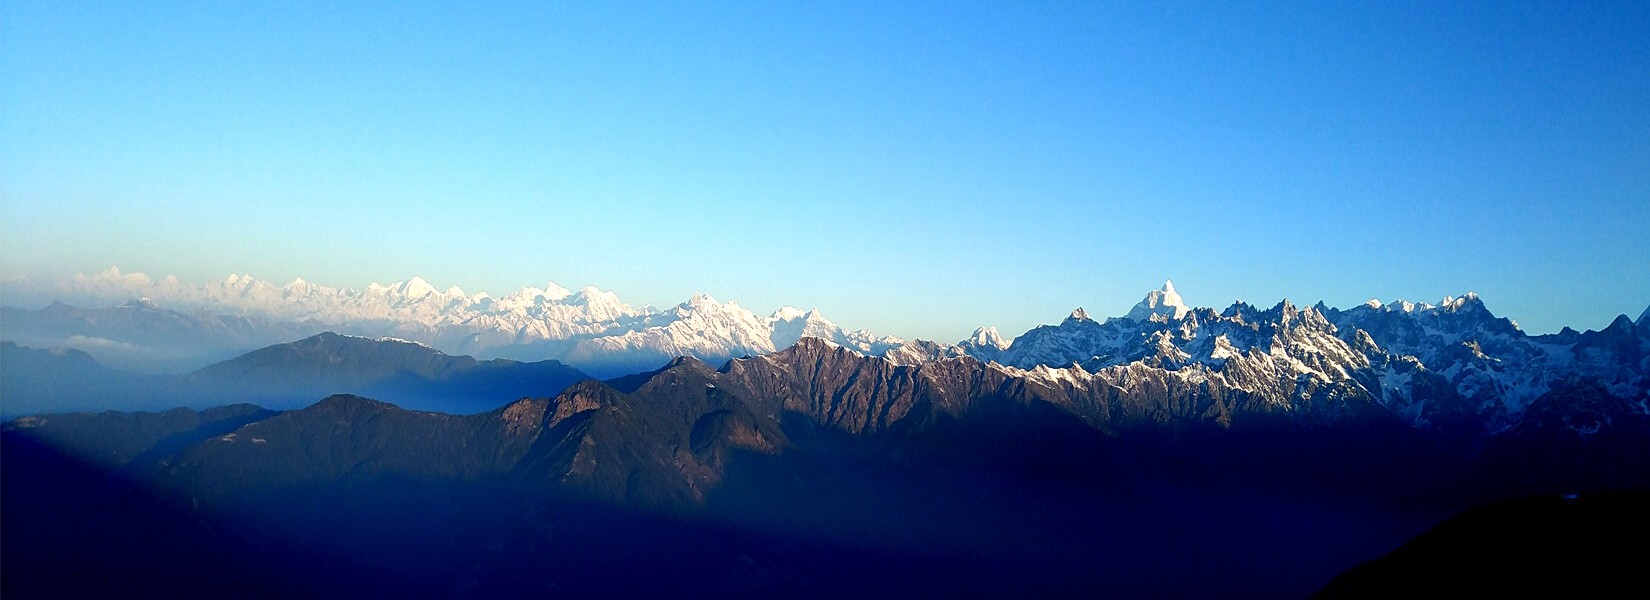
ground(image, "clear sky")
xmin=3 ymin=1 xmax=1647 ymax=340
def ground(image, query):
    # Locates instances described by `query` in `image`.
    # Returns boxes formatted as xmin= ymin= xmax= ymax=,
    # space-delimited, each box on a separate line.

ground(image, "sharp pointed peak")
xmin=393 ymin=275 xmax=439 ymax=298
xmin=966 ymin=326 xmax=1011 ymax=351
xmin=540 ymin=282 xmax=572 ymax=300
xmin=1126 ymin=279 xmax=1190 ymax=321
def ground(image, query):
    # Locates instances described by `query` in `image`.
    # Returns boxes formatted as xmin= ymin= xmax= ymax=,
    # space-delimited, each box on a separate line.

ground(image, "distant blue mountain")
xmin=1 ymin=333 xmax=590 ymax=416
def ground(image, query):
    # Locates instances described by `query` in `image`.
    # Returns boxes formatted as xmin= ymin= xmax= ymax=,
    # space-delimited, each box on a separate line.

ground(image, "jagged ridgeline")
xmin=6 ymin=340 xmax=1650 ymax=596
xmin=7 ymin=275 xmax=1648 ymax=439
xmin=0 ymin=269 xmax=902 ymax=377
xmin=3 ymin=276 xmax=1648 ymax=596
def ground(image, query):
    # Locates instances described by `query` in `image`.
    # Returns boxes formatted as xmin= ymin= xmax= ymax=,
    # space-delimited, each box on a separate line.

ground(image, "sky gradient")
xmin=3 ymin=1 xmax=1647 ymax=340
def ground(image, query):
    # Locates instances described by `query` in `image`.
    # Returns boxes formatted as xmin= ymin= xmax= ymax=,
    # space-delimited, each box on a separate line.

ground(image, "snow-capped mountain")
xmin=922 ymin=284 xmax=1649 ymax=438
xmin=2 ymin=268 xmax=899 ymax=378
xmin=1125 ymin=280 xmax=1191 ymax=321
xmin=557 ymin=293 xmax=900 ymax=377
xmin=6 ymin=268 xmax=1647 ymax=436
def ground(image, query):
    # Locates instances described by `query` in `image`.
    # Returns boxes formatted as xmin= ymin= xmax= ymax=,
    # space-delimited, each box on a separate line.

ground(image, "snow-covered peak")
xmin=770 ymin=307 xmax=831 ymax=326
xmin=768 ymin=306 xmax=838 ymax=344
xmin=497 ymin=284 xmax=560 ymax=309
xmin=762 ymin=306 xmax=902 ymax=359
xmin=540 ymin=282 xmax=572 ymax=301
xmin=1439 ymin=292 xmax=1482 ymax=311
xmin=393 ymin=276 xmax=439 ymax=299
xmin=1068 ymin=307 xmax=1092 ymax=322
xmin=684 ymin=291 xmax=719 ymax=310
xmin=572 ymin=286 xmax=617 ymax=303
xmin=1387 ymin=299 xmax=1436 ymax=313
xmin=1367 ymin=293 xmax=1490 ymax=317
xmin=28 ymin=268 xmax=654 ymax=332
xmin=1125 ymin=280 xmax=1190 ymax=321
xmin=770 ymin=306 xmax=809 ymax=322
xmin=283 ymin=278 xmax=321 ymax=295
xmin=64 ymin=267 xmax=154 ymax=298
xmin=559 ymin=286 xmax=631 ymax=321
xmin=965 ymin=326 xmax=1011 ymax=351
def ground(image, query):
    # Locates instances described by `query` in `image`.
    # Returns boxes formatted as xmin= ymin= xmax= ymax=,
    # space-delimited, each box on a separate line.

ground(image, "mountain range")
xmin=1 ymin=333 xmax=589 ymax=416
xmin=4 ymin=272 xmax=1648 ymax=596
xmin=7 ymin=272 xmax=1648 ymax=442
xmin=7 ymin=335 xmax=1647 ymax=596
xmin=3 ymin=268 xmax=900 ymax=376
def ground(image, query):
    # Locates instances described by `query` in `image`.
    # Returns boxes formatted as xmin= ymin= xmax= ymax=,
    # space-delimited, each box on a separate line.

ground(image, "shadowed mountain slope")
xmin=7 ymin=336 xmax=1646 ymax=597
xmin=1315 ymin=491 xmax=1650 ymax=598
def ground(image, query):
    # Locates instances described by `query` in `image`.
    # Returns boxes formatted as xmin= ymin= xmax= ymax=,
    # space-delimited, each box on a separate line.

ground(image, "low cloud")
xmin=64 ymin=335 xmax=136 ymax=351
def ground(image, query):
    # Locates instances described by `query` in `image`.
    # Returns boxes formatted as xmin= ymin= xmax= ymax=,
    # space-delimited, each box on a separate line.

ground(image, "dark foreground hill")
xmin=5 ymin=338 xmax=1647 ymax=597
xmin=1315 ymin=491 xmax=1650 ymax=598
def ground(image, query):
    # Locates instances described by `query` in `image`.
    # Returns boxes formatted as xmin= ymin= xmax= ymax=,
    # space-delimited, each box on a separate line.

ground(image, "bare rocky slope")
xmin=7 ymin=334 xmax=1647 ymax=597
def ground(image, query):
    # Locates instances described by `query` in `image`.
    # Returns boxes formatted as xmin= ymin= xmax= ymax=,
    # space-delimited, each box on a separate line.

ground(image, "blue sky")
xmin=3 ymin=1 xmax=1647 ymax=340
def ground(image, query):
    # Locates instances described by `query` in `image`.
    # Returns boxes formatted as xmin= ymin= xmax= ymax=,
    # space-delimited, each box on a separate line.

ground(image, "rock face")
xmin=929 ymin=288 xmax=1650 ymax=443
xmin=14 ymin=337 xmax=1643 ymax=511
xmin=6 ymin=332 xmax=1648 ymax=597
xmin=10 ymin=278 xmax=1648 ymax=452
xmin=8 ymin=271 xmax=1646 ymax=432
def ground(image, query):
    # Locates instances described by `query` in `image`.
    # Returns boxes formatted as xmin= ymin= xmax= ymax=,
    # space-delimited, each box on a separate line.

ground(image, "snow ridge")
xmin=9 ymin=269 xmax=1647 ymax=436
xmin=1125 ymin=280 xmax=1191 ymax=322
xmin=13 ymin=267 xmax=900 ymax=378
xmin=928 ymin=283 xmax=1649 ymax=435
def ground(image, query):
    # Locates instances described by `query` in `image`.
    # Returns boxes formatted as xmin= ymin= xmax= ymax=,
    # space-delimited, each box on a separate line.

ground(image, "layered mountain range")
xmin=8 ymin=335 xmax=1648 ymax=596
xmin=5 ymin=272 xmax=1648 ymax=596
xmin=946 ymin=283 xmax=1650 ymax=440
xmin=1 ymin=333 xmax=588 ymax=416
xmin=7 ymin=271 xmax=1647 ymax=442
xmin=2 ymin=268 xmax=899 ymax=376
